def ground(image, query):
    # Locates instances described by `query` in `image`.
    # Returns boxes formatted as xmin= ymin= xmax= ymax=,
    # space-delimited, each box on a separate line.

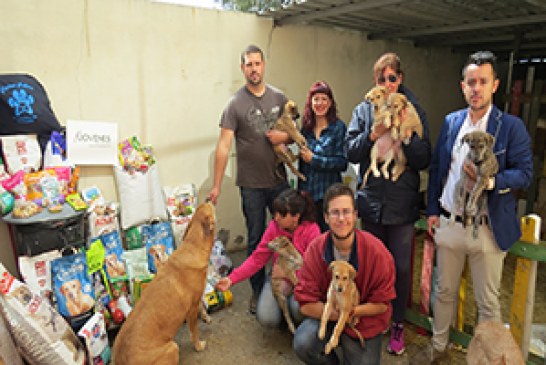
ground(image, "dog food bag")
xmin=100 ymin=230 xmax=127 ymax=281
xmin=142 ymin=221 xmax=174 ymax=273
xmin=124 ymin=225 xmax=143 ymax=249
xmin=209 ymin=239 xmax=233 ymax=277
xmin=18 ymin=249 xmax=61 ymax=301
xmin=0 ymin=300 xmax=24 ymax=365
xmin=0 ymin=264 xmax=86 ymax=365
xmin=114 ymin=164 xmax=168 ymax=229
xmin=78 ymin=312 xmax=111 ymax=365
xmin=88 ymin=206 xmax=120 ymax=238
xmin=51 ymin=252 xmax=95 ymax=319
xmin=122 ymin=247 xmax=150 ymax=280
xmin=1 ymin=135 xmax=42 ymax=174
xmin=81 ymin=185 xmax=105 ymax=213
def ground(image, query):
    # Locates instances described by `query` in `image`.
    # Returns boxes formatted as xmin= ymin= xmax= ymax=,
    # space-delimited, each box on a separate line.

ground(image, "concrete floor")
xmin=176 ymin=235 xmax=545 ymax=364
xmin=175 ymin=250 xmax=459 ymax=364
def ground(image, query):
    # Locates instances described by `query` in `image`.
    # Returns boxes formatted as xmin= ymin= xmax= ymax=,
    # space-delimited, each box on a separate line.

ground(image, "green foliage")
xmin=222 ymin=0 xmax=292 ymax=12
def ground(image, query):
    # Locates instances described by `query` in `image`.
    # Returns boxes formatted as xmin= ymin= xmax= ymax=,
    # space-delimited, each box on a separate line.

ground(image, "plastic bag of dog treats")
xmin=141 ymin=221 xmax=174 ymax=273
xmin=0 ymin=263 xmax=86 ymax=365
xmin=1 ymin=135 xmax=42 ymax=174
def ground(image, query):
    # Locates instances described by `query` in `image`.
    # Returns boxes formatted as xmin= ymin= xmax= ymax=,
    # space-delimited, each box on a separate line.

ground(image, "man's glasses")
xmin=327 ymin=208 xmax=355 ymax=219
xmin=377 ymin=74 xmax=398 ymax=84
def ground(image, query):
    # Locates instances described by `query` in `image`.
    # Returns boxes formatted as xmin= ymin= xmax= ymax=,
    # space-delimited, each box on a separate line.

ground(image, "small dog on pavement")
xmin=267 ymin=236 xmax=303 ymax=334
xmin=318 ymin=260 xmax=364 ymax=354
xmin=466 ymin=320 xmax=524 ymax=365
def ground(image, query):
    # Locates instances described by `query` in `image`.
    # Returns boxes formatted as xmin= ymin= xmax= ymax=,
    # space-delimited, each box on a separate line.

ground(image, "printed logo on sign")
xmin=73 ymin=131 xmax=112 ymax=147
xmin=1 ymin=82 xmax=38 ymax=124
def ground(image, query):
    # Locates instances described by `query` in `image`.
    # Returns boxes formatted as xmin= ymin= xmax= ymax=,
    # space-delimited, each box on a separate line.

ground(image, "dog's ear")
xmin=328 ymin=261 xmax=336 ymax=273
xmin=462 ymin=133 xmax=470 ymax=144
xmin=348 ymin=265 xmax=357 ymax=280
xmin=485 ymin=133 xmax=494 ymax=147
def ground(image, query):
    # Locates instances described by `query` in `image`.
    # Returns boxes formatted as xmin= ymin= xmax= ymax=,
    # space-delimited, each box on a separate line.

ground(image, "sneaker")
xmin=248 ymin=292 xmax=258 ymax=315
xmin=387 ymin=322 xmax=405 ymax=355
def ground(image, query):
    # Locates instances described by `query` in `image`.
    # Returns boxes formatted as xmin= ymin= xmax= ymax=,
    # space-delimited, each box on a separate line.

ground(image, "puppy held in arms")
xmin=466 ymin=320 xmax=524 ymax=365
xmin=267 ymin=236 xmax=303 ymax=334
xmin=271 ymin=100 xmax=307 ymax=181
xmin=112 ymin=201 xmax=216 ymax=365
xmin=452 ymin=130 xmax=498 ymax=238
xmin=318 ymin=260 xmax=364 ymax=355
xmin=360 ymin=86 xmax=423 ymax=189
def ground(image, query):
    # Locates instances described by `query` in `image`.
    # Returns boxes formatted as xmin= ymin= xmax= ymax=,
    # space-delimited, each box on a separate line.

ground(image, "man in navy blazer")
xmin=425 ymin=51 xmax=533 ymax=363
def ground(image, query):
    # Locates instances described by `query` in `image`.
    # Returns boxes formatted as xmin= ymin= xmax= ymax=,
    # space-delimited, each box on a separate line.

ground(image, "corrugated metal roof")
xmin=259 ymin=0 xmax=546 ymax=60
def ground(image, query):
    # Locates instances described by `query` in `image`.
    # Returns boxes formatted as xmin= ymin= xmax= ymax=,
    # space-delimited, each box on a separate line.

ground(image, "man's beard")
xmin=331 ymin=228 xmax=354 ymax=241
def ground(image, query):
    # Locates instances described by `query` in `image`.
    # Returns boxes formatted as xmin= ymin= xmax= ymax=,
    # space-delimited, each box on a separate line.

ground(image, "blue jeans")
xmin=362 ymin=221 xmax=414 ymax=323
xmin=293 ymin=318 xmax=382 ymax=365
xmin=256 ymin=277 xmax=303 ymax=328
xmin=240 ymin=183 xmax=289 ymax=294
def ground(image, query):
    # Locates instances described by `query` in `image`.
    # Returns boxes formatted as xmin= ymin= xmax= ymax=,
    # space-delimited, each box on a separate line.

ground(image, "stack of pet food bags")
xmin=202 ymin=230 xmax=234 ymax=313
xmin=0 ymin=133 xmax=78 ymax=219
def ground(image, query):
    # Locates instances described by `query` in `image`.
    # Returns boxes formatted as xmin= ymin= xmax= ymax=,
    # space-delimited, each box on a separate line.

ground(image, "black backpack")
xmin=0 ymin=74 xmax=62 ymax=151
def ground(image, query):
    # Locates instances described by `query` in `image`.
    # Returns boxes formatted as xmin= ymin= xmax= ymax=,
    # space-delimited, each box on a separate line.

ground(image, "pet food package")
xmin=43 ymin=131 xmax=72 ymax=167
xmin=0 ymin=304 xmax=24 ymax=365
xmin=18 ymin=249 xmax=61 ymax=300
xmin=0 ymin=263 xmax=86 ymax=365
xmin=124 ymin=225 xmax=143 ymax=249
xmin=51 ymin=252 xmax=95 ymax=318
xmin=88 ymin=203 xmax=120 ymax=238
xmin=100 ymin=230 xmax=127 ymax=281
xmin=209 ymin=239 xmax=233 ymax=277
xmin=114 ymin=164 xmax=167 ymax=229
xmin=78 ymin=312 xmax=111 ymax=365
xmin=0 ymin=135 xmax=42 ymax=174
xmin=164 ymin=184 xmax=196 ymax=246
xmin=141 ymin=221 xmax=174 ymax=273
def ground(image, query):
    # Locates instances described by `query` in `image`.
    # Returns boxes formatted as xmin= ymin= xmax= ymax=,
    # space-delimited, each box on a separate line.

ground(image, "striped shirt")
xmin=298 ymin=119 xmax=348 ymax=201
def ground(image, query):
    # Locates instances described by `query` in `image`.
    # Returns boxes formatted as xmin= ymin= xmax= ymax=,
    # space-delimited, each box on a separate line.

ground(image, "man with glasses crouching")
xmin=293 ymin=183 xmax=396 ymax=365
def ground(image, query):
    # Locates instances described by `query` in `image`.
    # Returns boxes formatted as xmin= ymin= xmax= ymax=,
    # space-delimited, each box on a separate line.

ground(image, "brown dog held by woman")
xmin=112 ymin=201 xmax=216 ymax=365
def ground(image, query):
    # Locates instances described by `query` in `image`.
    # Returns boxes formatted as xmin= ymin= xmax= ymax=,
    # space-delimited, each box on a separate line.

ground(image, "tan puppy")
xmin=361 ymin=86 xmax=397 ymax=188
xmin=112 ymin=202 xmax=216 ymax=365
xmin=318 ymin=260 xmax=364 ymax=354
xmin=466 ymin=320 xmax=524 ymax=365
xmin=272 ymin=100 xmax=307 ymax=181
xmin=60 ymin=279 xmax=95 ymax=316
xmin=387 ymin=92 xmax=423 ymax=144
xmin=453 ymin=130 xmax=498 ymax=238
xmin=267 ymin=236 xmax=303 ymax=334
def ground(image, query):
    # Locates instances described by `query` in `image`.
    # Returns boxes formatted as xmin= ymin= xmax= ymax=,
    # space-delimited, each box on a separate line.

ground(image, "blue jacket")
xmin=346 ymin=85 xmax=431 ymax=225
xmin=426 ymin=105 xmax=533 ymax=251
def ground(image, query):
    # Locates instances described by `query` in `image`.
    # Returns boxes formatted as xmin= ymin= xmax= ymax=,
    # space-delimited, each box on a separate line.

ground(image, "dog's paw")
xmin=325 ymin=341 xmax=336 ymax=355
xmin=318 ymin=327 xmax=325 ymax=340
xmin=194 ymin=340 xmax=207 ymax=352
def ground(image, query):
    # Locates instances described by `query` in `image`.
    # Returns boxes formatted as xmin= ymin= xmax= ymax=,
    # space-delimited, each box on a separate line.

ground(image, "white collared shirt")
xmin=440 ymin=105 xmax=492 ymax=214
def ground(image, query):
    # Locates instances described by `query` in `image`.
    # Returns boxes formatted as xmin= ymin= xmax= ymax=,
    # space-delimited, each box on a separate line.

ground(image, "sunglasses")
xmin=377 ymin=74 xmax=398 ymax=84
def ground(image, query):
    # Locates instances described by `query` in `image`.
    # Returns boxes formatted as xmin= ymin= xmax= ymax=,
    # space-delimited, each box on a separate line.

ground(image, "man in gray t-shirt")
xmin=208 ymin=45 xmax=289 ymax=314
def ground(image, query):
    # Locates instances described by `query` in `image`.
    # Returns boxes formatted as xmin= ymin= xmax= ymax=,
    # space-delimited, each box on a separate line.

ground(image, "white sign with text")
xmin=66 ymin=120 xmax=118 ymax=165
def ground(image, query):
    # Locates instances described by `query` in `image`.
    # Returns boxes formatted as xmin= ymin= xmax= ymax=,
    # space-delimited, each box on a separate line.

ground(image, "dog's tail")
xmin=348 ymin=322 xmax=365 ymax=348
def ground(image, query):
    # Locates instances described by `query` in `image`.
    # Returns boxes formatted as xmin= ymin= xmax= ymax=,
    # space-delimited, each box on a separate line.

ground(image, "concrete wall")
xmin=0 ymin=0 xmax=466 ymax=276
